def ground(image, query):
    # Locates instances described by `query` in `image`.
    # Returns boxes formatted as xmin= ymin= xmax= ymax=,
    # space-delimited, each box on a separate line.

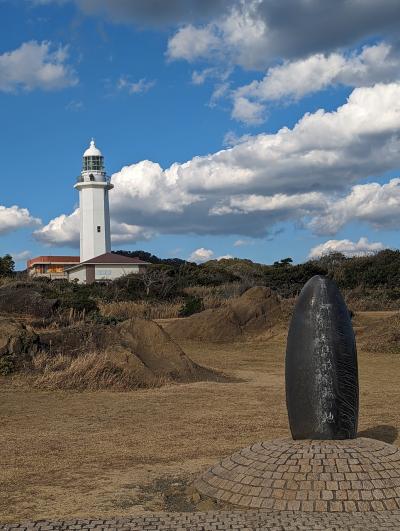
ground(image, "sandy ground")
xmin=0 ymin=312 xmax=399 ymax=523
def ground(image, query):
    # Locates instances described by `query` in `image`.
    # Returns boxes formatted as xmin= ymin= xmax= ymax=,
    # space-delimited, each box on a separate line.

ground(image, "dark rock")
xmin=0 ymin=317 xmax=40 ymax=372
xmin=0 ymin=284 xmax=59 ymax=318
xmin=285 ymin=275 xmax=359 ymax=440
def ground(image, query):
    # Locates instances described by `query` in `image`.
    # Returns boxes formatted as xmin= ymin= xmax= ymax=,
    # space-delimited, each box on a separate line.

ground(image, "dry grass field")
xmin=0 ymin=311 xmax=399 ymax=523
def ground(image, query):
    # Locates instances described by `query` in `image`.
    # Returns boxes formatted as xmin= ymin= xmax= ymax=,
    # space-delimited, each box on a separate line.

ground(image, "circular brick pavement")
xmin=2 ymin=511 xmax=400 ymax=530
xmin=195 ymin=437 xmax=400 ymax=512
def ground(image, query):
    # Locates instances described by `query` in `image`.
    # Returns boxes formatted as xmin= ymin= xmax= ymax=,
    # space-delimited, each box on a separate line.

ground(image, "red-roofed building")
xmin=66 ymin=253 xmax=150 ymax=284
xmin=27 ymin=256 xmax=80 ymax=279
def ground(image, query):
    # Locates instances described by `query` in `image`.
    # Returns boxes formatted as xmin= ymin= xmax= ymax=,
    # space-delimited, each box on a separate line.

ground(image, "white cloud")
xmin=117 ymin=77 xmax=156 ymax=94
xmin=188 ymin=248 xmax=214 ymax=263
xmin=231 ymin=96 xmax=264 ymax=125
xmin=31 ymin=1 xmax=400 ymax=69
xmin=217 ymin=254 xmax=233 ymax=260
xmin=0 ymin=205 xmax=40 ymax=235
xmin=166 ymin=2 xmax=269 ymax=69
xmin=111 ymin=221 xmax=154 ymax=243
xmin=309 ymin=237 xmax=385 ymax=259
xmin=0 ymin=41 xmax=77 ymax=92
xmin=234 ymin=239 xmax=253 ymax=247
xmin=34 ymin=83 xmax=400 ymax=244
xmin=33 ymin=208 xmax=80 ymax=246
xmin=191 ymin=67 xmax=228 ymax=85
xmin=210 ymin=192 xmax=326 ymax=216
xmin=11 ymin=250 xmax=32 ymax=262
xmin=66 ymin=99 xmax=84 ymax=111
xmin=233 ymin=43 xmax=400 ymax=123
xmin=165 ymin=1 xmax=400 ymax=70
xmin=309 ymin=178 xmax=400 ymax=235
xmin=167 ymin=25 xmax=222 ymax=63
xmin=33 ymin=208 xmax=153 ymax=247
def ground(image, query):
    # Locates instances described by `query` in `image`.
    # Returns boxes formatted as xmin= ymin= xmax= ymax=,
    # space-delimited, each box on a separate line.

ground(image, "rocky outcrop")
xmin=0 ymin=317 xmax=40 ymax=374
xmin=0 ymin=284 xmax=59 ymax=318
xmin=165 ymin=286 xmax=281 ymax=342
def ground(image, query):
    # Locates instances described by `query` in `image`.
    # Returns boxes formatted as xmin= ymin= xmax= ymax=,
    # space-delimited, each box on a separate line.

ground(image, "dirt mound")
xmin=165 ymin=286 xmax=281 ymax=342
xmin=0 ymin=317 xmax=40 ymax=374
xmin=356 ymin=313 xmax=400 ymax=353
xmin=39 ymin=323 xmax=116 ymax=357
xmin=0 ymin=284 xmax=59 ymax=318
xmin=33 ymin=318 xmax=221 ymax=389
xmin=116 ymin=319 xmax=206 ymax=381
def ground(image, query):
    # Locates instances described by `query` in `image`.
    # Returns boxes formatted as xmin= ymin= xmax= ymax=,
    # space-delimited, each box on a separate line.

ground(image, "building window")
xmin=97 ymin=226 xmax=101 ymax=232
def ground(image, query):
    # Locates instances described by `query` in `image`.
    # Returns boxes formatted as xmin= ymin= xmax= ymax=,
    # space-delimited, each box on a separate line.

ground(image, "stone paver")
xmin=2 ymin=510 xmax=400 ymax=530
xmin=195 ymin=438 xmax=400 ymax=511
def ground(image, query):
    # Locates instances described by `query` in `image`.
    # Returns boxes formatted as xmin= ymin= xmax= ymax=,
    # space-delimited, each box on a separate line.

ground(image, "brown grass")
xmin=184 ymin=283 xmax=247 ymax=310
xmin=0 ymin=311 xmax=399 ymax=523
xmin=20 ymin=352 xmax=166 ymax=391
xmin=353 ymin=311 xmax=400 ymax=353
xmin=99 ymin=300 xmax=183 ymax=320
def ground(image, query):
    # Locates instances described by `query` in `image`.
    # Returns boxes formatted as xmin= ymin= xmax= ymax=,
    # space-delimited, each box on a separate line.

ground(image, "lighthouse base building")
xmin=27 ymin=140 xmax=149 ymax=283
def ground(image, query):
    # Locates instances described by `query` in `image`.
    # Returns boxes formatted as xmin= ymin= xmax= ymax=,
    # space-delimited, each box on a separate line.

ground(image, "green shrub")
xmin=0 ymin=356 xmax=15 ymax=376
xmin=179 ymin=296 xmax=205 ymax=317
xmin=90 ymin=313 xmax=122 ymax=326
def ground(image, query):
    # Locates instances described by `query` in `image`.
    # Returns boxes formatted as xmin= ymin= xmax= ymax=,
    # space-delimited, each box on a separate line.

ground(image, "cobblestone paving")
xmin=195 ymin=438 xmax=400 ymax=511
xmin=2 ymin=510 xmax=400 ymax=530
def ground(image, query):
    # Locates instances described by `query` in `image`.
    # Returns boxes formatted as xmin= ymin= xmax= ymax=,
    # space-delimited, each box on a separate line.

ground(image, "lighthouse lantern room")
xmin=75 ymin=139 xmax=113 ymax=262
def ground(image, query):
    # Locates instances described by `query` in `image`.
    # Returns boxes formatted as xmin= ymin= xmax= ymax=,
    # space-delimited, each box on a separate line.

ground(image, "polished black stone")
xmin=285 ymin=275 xmax=359 ymax=440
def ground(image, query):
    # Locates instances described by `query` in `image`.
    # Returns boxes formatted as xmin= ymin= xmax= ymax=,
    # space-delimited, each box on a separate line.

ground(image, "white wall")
xmin=68 ymin=264 xmax=141 ymax=283
xmin=67 ymin=267 xmax=87 ymax=283
xmin=95 ymin=264 xmax=140 ymax=281
xmin=76 ymin=182 xmax=112 ymax=262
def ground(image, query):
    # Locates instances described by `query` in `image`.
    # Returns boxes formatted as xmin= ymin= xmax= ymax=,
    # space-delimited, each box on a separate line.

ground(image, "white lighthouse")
xmin=75 ymin=139 xmax=113 ymax=262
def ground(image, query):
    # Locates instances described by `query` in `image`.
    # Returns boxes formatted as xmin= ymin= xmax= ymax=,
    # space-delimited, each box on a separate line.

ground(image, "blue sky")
xmin=1 ymin=1 xmax=400 ymax=269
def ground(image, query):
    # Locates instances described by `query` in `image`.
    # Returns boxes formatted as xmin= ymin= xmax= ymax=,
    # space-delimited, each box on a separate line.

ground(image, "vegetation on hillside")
xmin=0 ymin=254 xmax=14 ymax=277
xmin=2 ymin=249 xmax=400 ymax=312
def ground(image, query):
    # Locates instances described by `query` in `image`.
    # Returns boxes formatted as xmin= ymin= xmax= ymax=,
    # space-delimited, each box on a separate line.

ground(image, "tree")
xmin=273 ymin=257 xmax=293 ymax=267
xmin=0 ymin=254 xmax=15 ymax=277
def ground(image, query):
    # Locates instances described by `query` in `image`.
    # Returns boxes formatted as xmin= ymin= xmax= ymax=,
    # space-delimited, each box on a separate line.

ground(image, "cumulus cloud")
xmin=188 ymin=247 xmax=214 ymax=263
xmin=0 ymin=205 xmax=40 ymax=235
xmin=33 ymin=208 xmax=80 ymax=246
xmin=11 ymin=250 xmax=32 ymax=262
xmin=233 ymin=43 xmax=400 ymax=123
xmin=32 ymin=0 xmax=400 ymax=68
xmin=117 ymin=77 xmax=155 ymax=94
xmin=210 ymin=192 xmax=326 ymax=216
xmin=167 ymin=2 xmax=267 ymax=69
xmin=231 ymin=96 xmax=265 ymax=125
xmin=167 ymin=25 xmax=221 ymax=63
xmin=308 ymin=237 xmax=385 ymax=259
xmin=33 ymin=208 xmax=153 ymax=247
xmin=111 ymin=221 xmax=154 ymax=243
xmin=166 ymin=0 xmax=400 ymax=70
xmin=310 ymin=178 xmax=400 ymax=235
xmin=34 ymin=83 xmax=400 ymax=244
xmin=0 ymin=41 xmax=77 ymax=92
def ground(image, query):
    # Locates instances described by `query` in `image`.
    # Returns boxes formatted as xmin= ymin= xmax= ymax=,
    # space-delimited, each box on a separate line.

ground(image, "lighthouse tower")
xmin=75 ymin=139 xmax=113 ymax=262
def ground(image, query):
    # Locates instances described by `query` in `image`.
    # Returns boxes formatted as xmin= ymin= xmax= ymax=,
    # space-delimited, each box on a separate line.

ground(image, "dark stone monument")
xmin=195 ymin=277 xmax=400 ymax=513
xmin=285 ymin=275 xmax=359 ymax=440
